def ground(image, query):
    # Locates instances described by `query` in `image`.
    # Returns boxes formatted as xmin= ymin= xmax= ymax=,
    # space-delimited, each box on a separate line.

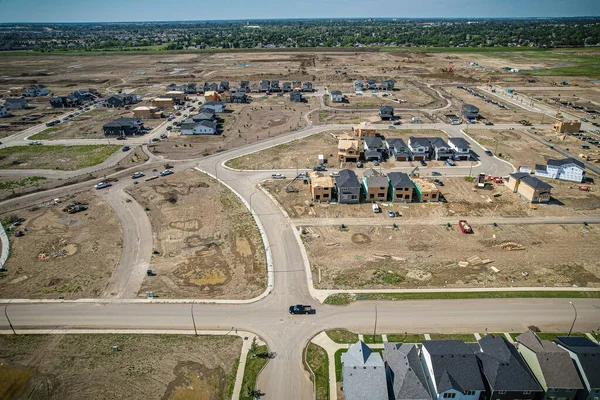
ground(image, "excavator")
xmin=409 ymin=165 xmax=420 ymax=178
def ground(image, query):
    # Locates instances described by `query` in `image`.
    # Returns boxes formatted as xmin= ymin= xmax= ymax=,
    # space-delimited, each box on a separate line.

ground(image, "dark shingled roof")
xmin=556 ymin=336 xmax=600 ymax=389
xmin=409 ymin=136 xmax=430 ymax=148
xmin=535 ymin=164 xmax=548 ymax=172
xmin=520 ymin=175 xmax=553 ymax=190
xmin=547 ymin=157 xmax=585 ymax=169
xmin=335 ymin=169 xmax=361 ymax=188
xmin=384 ymin=342 xmax=431 ymax=400
xmin=475 ymin=335 xmax=543 ymax=392
xmin=364 ymin=136 xmax=384 ymax=149
xmin=517 ymin=330 xmax=584 ymax=389
xmin=448 ymin=137 xmax=470 ymax=149
xmin=422 ymin=340 xmax=486 ymax=392
xmin=388 ymin=172 xmax=414 ymax=189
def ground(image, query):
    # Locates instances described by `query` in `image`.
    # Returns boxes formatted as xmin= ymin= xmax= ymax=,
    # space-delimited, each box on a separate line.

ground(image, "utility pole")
xmin=191 ymin=301 xmax=198 ymax=336
xmin=469 ymin=161 xmax=474 ymax=179
xmin=373 ymin=305 xmax=378 ymax=342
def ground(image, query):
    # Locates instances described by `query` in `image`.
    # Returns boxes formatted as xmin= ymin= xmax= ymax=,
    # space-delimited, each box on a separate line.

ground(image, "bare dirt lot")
xmin=0 ymin=144 xmax=121 ymax=171
xmin=126 ymin=169 xmax=266 ymax=299
xmin=304 ymin=223 xmax=600 ymax=290
xmin=0 ymin=191 xmax=122 ymax=299
xmin=0 ymin=334 xmax=241 ymax=400
xmin=467 ymin=128 xmax=564 ymax=167
xmin=440 ymin=86 xmax=546 ymax=124
xmin=227 ymin=132 xmax=339 ymax=170
xmin=150 ymin=96 xmax=315 ymax=160
xmin=264 ymin=176 xmax=600 ymax=219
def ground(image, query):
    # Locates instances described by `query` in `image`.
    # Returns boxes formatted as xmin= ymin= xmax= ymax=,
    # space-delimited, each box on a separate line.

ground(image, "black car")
xmin=289 ymin=305 xmax=315 ymax=315
xmin=313 ymin=166 xmax=326 ymax=172
xmin=431 ymin=171 xmax=441 ymax=176
xmin=433 ymin=179 xmax=444 ymax=186
xmin=485 ymin=150 xmax=493 ymax=156
xmin=420 ymin=160 xmax=427 ymax=166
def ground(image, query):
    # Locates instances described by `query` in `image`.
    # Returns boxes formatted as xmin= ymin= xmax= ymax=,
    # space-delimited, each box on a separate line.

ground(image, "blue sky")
xmin=1 ymin=0 xmax=599 ymax=23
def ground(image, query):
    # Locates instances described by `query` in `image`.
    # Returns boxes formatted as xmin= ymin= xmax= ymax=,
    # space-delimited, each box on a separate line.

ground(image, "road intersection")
xmin=1 ymin=93 xmax=599 ymax=400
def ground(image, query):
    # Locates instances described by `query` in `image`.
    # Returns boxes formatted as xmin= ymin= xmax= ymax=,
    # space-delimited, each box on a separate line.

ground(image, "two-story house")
xmin=383 ymin=342 xmax=431 ymax=400
xmin=367 ymin=78 xmax=377 ymax=90
xmin=240 ymin=81 xmax=250 ymax=92
xmin=430 ymin=138 xmax=454 ymax=161
xmin=408 ymin=137 xmax=431 ymax=161
xmin=337 ymin=137 xmax=361 ymax=163
xmin=364 ymin=137 xmax=384 ymax=162
xmin=556 ymin=336 xmax=600 ymax=400
xmin=362 ymin=169 xmax=388 ymax=201
xmin=380 ymin=79 xmax=395 ymax=91
xmin=335 ymin=169 xmax=361 ymax=204
xmin=342 ymin=341 xmax=388 ymax=400
xmin=380 ymin=105 xmax=395 ymax=120
xmin=49 ymin=95 xmax=80 ymax=108
xmin=218 ymin=81 xmax=230 ymax=93
xmin=302 ymin=82 xmax=313 ymax=92
xmin=386 ymin=138 xmax=412 ymax=161
xmin=421 ymin=340 xmax=486 ymax=400
xmin=331 ymin=90 xmax=343 ymax=102
xmin=290 ymin=91 xmax=304 ymax=102
xmin=354 ymin=80 xmax=364 ymax=93
xmin=3 ymin=97 xmax=29 ymax=110
xmin=309 ymin=172 xmax=334 ymax=202
xmin=271 ymin=80 xmax=281 ymax=92
xmin=535 ymin=158 xmax=585 ymax=183
xmin=202 ymin=101 xmax=226 ymax=113
xmin=204 ymin=82 xmax=218 ymax=92
xmin=231 ymin=92 xmax=248 ymax=103
xmin=352 ymin=122 xmax=377 ymax=138
xmin=106 ymin=93 xmax=139 ymax=108
xmin=388 ymin=172 xmax=415 ymax=202
xmin=192 ymin=109 xmax=218 ymax=122
xmin=22 ymin=85 xmax=49 ymax=97
xmin=516 ymin=330 xmax=584 ymax=400
xmin=282 ymin=82 xmax=292 ymax=92
xmin=448 ymin=137 xmax=472 ymax=160
xmin=474 ymin=334 xmax=544 ymax=400
xmin=505 ymin=173 xmax=553 ymax=203
xmin=260 ymin=80 xmax=271 ymax=92
xmin=413 ymin=178 xmax=440 ymax=202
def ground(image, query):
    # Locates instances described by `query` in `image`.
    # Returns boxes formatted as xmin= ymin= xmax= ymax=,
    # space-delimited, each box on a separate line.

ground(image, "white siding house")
xmin=180 ymin=120 xmax=218 ymax=135
xmin=535 ymin=158 xmax=585 ymax=183
xmin=408 ymin=137 xmax=430 ymax=160
xmin=448 ymin=137 xmax=471 ymax=160
xmin=331 ymin=90 xmax=343 ymax=102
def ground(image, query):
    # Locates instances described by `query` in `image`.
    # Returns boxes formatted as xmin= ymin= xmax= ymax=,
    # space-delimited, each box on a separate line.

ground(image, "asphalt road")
xmin=1 ymin=92 xmax=599 ymax=400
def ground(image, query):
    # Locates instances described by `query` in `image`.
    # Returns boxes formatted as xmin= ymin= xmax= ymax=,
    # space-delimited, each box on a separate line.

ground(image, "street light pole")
xmin=568 ymin=301 xmax=578 ymax=336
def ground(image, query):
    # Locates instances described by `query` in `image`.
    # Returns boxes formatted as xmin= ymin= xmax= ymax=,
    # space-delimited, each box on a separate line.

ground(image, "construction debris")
xmin=496 ymin=242 xmax=526 ymax=251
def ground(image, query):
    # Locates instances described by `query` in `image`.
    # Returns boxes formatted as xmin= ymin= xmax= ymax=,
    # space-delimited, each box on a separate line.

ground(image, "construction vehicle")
xmin=62 ymin=203 xmax=88 ymax=214
xmin=579 ymin=186 xmax=590 ymax=192
xmin=570 ymin=82 xmax=579 ymax=86
xmin=519 ymin=120 xmax=532 ymax=126
xmin=409 ymin=165 xmax=419 ymax=178
xmin=458 ymin=220 xmax=473 ymax=234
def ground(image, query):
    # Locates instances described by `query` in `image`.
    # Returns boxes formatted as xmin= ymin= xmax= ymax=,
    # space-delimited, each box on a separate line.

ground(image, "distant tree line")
xmin=0 ymin=18 xmax=599 ymax=52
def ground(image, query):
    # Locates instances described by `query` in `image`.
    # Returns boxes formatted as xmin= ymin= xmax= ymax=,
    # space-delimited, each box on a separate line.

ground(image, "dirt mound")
xmin=351 ymin=233 xmax=371 ymax=244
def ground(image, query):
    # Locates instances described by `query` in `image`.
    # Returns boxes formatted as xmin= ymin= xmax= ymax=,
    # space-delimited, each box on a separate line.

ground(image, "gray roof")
xmin=386 ymin=138 xmax=408 ymax=151
xmin=380 ymin=105 xmax=394 ymax=113
xmin=517 ymin=330 xmax=584 ymax=389
xmin=520 ymin=175 xmax=553 ymax=190
xmin=475 ymin=335 xmax=543 ymax=392
xmin=364 ymin=136 xmax=384 ymax=149
xmin=421 ymin=340 xmax=486 ymax=392
xmin=203 ymin=101 xmax=226 ymax=107
xmin=448 ymin=137 xmax=470 ymax=149
xmin=462 ymin=104 xmax=480 ymax=113
xmin=342 ymin=341 xmax=388 ymax=400
xmin=331 ymin=90 xmax=342 ymax=95
xmin=384 ymin=342 xmax=431 ymax=400
xmin=103 ymin=117 xmax=141 ymax=128
xmin=556 ymin=336 xmax=600 ymax=389
xmin=409 ymin=136 xmax=430 ymax=148
xmin=388 ymin=172 xmax=414 ymax=189
xmin=335 ymin=169 xmax=361 ymax=189
xmin=510 ymin=172 xmax=530 ymax=180
xmin=429 ymin=137 xmax=450 ymax=149
xmin=547 ymin=157 xmax=585 ymax=169
xmin=535 ymin=164 xmax=548 ymax=172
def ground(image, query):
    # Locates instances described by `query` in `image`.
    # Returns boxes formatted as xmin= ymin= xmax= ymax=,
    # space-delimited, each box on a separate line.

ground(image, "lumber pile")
xmin=496 ymin=242 xmax=526 ymax=251
xmin=459 ymin=256 xmax=494 ymax=267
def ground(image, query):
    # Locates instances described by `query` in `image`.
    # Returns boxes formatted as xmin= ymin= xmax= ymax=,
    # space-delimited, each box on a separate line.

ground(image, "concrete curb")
xmin=460 ymin=128 xmax=517 ymax=174
xmin=0 ymin=328 xmax=255 ymax=336
xmin=0 ymin=222 xmax=9 ymax=270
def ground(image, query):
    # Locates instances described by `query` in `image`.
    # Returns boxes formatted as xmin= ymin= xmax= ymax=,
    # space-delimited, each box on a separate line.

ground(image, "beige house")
xmin=352 ymin=122 xmax=377 ymax=138
xmin=505 ymin=173 xmax=552 ymax=203
xmin=152 ymin=97 xmax=175 ymax=109
xmin=309 ymin=172 xmax=334 ymax=202
xmin=165 ymin=90 xmax=186 ymax=102
xmin=361 ymin=169 xmax=389 ymax=201
xmin=413 ymin=178 xmax=439 ymax=202
xmin=205 ymin=91 xmax=222 ymax=102
xmin=132 ymin=106 xmax=160 ymax=119
xmin=337 ymin=137 xmax=361 ymax=162
xmin=553 ymin=120 xmax=581 ymax=133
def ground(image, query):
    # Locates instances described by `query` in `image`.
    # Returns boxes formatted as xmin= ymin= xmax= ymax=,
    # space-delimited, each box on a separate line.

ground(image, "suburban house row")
xmin=341 ymin=331 xmax=599 ymax=400
xmin=310 ymin=168 xmax=441 ymax=203
xmin=166 ymin=80 xmax=315 ymax=95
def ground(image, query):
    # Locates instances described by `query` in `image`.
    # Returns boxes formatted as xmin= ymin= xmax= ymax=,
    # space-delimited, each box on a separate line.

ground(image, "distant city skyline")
xmin=1 ymin=0 xmax=599 ymax=23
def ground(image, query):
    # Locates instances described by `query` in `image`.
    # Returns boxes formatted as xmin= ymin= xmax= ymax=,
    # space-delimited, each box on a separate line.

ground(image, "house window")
xmin=464 ymin=391 xmax=475 ymax=396
xmin=369 ymin=194 xmax=374 ymax=199
xmin=405 ymin=195 xmax=410 ymax=199
xmin=323 ymin=194 xmax=329 ymax=198
xmin=443 ymin=393 xmax=457 ymax=399
xmin=432 ymin=194 xmax=437 ymax=199
xmin=524 ymin=391 xmax=531 ymax=395
xmin=377 ymin=193 xmax=385 ymax=198
xmin=351 ymin=195 xmax=357 ymax=200
xmin=396 ymin=194 xmax=402 ymax=199
xmin=499 ymin=391 xmax=506 ymax=395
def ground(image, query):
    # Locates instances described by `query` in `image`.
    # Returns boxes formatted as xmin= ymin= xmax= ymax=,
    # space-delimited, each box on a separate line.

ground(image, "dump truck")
xmin=458 ymin=220 xmax=473 ymax=234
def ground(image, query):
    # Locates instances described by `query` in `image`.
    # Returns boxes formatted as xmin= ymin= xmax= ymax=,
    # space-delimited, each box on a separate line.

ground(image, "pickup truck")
xmin=289 ymin=305 xmax=316 ymax=315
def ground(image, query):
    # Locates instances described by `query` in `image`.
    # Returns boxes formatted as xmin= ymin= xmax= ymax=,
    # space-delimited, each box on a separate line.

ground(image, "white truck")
xmin=372 ymin=203 xmax=381 ymax=213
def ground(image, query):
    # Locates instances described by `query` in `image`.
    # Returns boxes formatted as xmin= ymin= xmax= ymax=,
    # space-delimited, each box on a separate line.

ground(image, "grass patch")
xmin=0 ymin=145 xmax=121 ymax=171
xmin=350 ymin=291 xmax=600 ymax=302
xmin=240 ymin=344 xmax=269 ymax=400
xmin=0 ymin=176 xmax=47 ymax=191
xmin=29 ymin=127 xmax=58 ymax=140
xmin=536 ymin=332 xmax=587 ymax=342
xmin=323 ymin=293 xmax=354 ymax=305
xmin=326 ymin=329 xmax=359 ymax=344
xmin=385 ymin=334 xmax=425 ymax=343
xmin=306 ymin=344 xmax=329 ymax=400
xmin=429 ymin=333 xmax=477 ymax=342
xmin=363 ymin=334 xmax=383 ymax=344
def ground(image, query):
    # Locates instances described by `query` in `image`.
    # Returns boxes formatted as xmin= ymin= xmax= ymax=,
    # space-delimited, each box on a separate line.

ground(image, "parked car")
xmin=289 ymin=305 xmax=315 ymax=315
xmin=271 ymin=174 xmax=286 ymax=179
xmin=132 ymin=172 xmax=145 ymax=179
xmin=356 ymin=161 xmax=363 ymax=168
xmin=420 ymin=160 xmax=427 ymax=166
xmin=431 ymin=171 xmax=442 ymax=176
xmin=160 ymin=169 xmax=174 ymax=176
xmin=484 ymin=121 xmax=494 ymax=126
xmin=94 ymin=182 xmax=111 ymax=190
xmin=29 ymin=141 xmax=42 ymax=146
xmin=445 ymin=159 xmax=456 ymax=166
xmin=151 ymin=138 xmax=160 ymax=142
xmin=451 ymin=121 xmax=461 ymax=125
xmin=387 ymin=210 xmax=395 ymax=217
xmin=166 ymin=126 xmax=172 ymax=131
xmin=330 ymin=172 xmax=340 ymax=177
xmin=116 ymin=136 xmax=126 ymax=140
xmin=433 ymin=179 xmax=444 ymax=186
xmin=313 ymin=166 xmax=326 ymax=171
xmin=485 ymin=150 xmax=493 ymax=156
xmin=372 ymin=203 xmax=381 ymax=213
xmin=122 ymin=146 xmax=130 ymax=152
xmin=160 ymin=133 xmax=168 ymax=139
